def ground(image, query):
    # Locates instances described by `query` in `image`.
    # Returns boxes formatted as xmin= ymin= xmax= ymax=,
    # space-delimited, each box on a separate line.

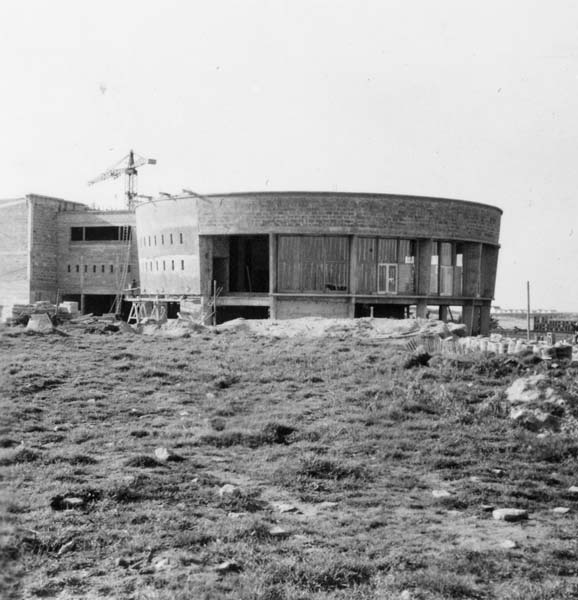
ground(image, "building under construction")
xmin=0 ymin=190 xmax=502 ymax=334
xmin=0 ymin=194 xmax=138 ymax=318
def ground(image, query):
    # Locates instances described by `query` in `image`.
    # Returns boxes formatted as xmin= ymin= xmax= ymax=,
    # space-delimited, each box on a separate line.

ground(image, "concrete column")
xmin=480 ymin=303 xmax=491 ymax=336
xmin=438 ymin=305 xmax=448 ymax=322
xmin=348 ymin=235 xmax=357 ymax=318
xmin=417 ymin=239 xmax=433 ymax=295
xmin=269 ymin=233 xmax=277 ymax=320
xmin=462 ymin=303 xmax=475 ymax=335
xmin=416 ymin=299 xmax=428 ymax=318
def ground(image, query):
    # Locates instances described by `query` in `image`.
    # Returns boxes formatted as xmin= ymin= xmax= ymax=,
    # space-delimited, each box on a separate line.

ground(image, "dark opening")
xmin=61 ymin=294 xmax=81 ymax=305
xmin=80 ymin=226 xmax=132 ymax=242
xmin=216 ymin=306 xmax=269 ymax=324
xmin=228 ymin=235 xmax=269 ymax=293
xmin=70 ymin=227 xmax=83 ymax=241
xmin=167 ymin=302 xmax=180 ymax=319
xmin=83 ymin=294 xmax=117 ymax=316
xmin=354 ymin=303 xmax=407 ymax=319
xmin=213 ymin=257 xmax=228 ymax=292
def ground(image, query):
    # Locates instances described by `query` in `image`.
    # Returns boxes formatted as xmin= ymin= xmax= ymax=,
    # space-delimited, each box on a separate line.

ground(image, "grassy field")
xmin=2 ymin=324 xmax=578 ymax=599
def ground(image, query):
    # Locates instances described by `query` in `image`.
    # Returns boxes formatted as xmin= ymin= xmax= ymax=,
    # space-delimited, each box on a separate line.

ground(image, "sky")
xmin=0 ymin=1 xmax=577 ymax=310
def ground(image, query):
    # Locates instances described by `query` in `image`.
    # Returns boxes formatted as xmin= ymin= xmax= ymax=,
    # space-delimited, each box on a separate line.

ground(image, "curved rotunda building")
xmin=135 ymin=191 xmax=502 ymax=335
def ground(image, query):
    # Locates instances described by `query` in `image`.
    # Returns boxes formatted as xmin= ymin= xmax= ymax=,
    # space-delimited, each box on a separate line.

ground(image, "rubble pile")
xmin=435 ymin=332 xmax=576 ymax=361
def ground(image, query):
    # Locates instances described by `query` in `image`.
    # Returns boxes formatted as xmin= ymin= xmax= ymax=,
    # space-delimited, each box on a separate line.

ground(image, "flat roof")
xmin=196 ymin=191 xmax=503 ymax=214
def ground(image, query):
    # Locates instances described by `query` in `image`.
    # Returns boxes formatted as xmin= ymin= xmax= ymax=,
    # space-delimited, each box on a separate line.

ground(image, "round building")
xmin=135 ymin=192 xmax=501 ymax=334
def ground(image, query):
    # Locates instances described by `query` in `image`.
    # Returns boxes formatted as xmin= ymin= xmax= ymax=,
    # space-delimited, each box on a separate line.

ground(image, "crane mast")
xmin=88 ymin=150 xmax=156 ymax=210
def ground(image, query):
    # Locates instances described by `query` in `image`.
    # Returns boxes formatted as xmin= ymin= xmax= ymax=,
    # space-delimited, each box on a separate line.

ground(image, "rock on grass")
xmin=492 ymin=508 xmax=528 ymax=522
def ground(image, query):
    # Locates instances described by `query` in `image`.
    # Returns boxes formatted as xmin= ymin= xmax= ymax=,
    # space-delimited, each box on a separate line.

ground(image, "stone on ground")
xmin=27 ymin=313 xmax=53 ymax=333
xmin=492 ymin=508 xmax=528 ymax=522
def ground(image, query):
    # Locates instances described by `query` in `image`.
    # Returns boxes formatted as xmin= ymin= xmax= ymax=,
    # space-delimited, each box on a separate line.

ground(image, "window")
xmin=356 ymin=238 xmax=415 ymax=295
xmin=67 ymin=265 xmax=71 ymax=273
xmin=75 ymin=265 xmax=79 ymax=273
xmin=84 ymin=265 xmax=88 ymax=273
xmin=154 ymin=235 xmax=157 ymax=246
xmin=171 ymin=260 xmax=174 ymax=271
xmin=101 ymin=265 xmax=105 ymax=273
xmin=148 ymin=236 xmax=151 ymax=246
xmin=430 ymin=242 xmax=463 ymax=296
xmin=127 ymin=265 xmax=131 ymax=273
xmin=155 ymin=261 xmax=158 ymax=271
xmin=181 ymin=259 xmax=184 ymax=270
xmin=161 ymin=234 xmax=164 ymax=245
xmin=430 ymin=247 xmax=439 ymax=295
xmin=70 ymin=227 xmax=83 ymax=241
xmin=163 ymin=260 xmax=166 ymax=271
xmin=170 ymin=233 xmax=174 ymax=244
xmin=93 ymin=265 xmax=96 ymax=273
xmin=110 ymin=265 xmax=114 ymax=273
xmin=377 ymin=264 xmax=397 ymax=294
xmin=179 ymin=232 xmax=183 ymax=244
xmin=85 ymin=226 xmax=131 ymax=241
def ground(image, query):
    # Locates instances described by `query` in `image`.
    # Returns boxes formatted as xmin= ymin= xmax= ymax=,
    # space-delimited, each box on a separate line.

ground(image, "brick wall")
xmin=198 ymin=193 xmax=502 ymax=245
xmin=0 ymin=198 xmax=30 ymax=316
xmin=29 ymin=195 xmax=91 ymax=302
xmin=57 ymin=211 xmax=138 ymax=295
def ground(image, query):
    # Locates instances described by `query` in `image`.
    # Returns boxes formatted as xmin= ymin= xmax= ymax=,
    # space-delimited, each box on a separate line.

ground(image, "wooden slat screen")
xmin=277 ymin=236 xmax=349 ymax=292
xmin=277 ymin=236 xmax=301 ymax=292
xmin=356 ymin=237 xmax=377 ymax=293
xmin=378 ymin=238 xmax=397 ymax=262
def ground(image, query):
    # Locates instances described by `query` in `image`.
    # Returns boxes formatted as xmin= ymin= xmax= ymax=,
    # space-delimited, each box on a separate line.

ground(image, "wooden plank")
xmin=378 ymin=238 xmax=397 ymax=262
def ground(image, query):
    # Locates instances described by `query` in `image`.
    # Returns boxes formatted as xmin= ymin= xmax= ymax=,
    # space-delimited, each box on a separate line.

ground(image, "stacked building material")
xmin=11 ymin=301 xmax=57 ymax=319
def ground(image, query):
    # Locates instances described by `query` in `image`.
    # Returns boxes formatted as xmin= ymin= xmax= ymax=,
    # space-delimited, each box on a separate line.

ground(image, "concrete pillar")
xmin=480 ymin=304 xmax=491 ymax=336
xmin=416 ymin=299 xmax=428 ymax=318
xmin=269 ymin=233 xmax=277 ymax=320
xmin=348 ymin=236 xmax=357 ymax=318
xmin=462 ymin=303 xmax=476 ymax=335
xmin=438 ymin=305 xmax=448 ymax=322
xmin=417 ymin=239 xmax=433 ymax=295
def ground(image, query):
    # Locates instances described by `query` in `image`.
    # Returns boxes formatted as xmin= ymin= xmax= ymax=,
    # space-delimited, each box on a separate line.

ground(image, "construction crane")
xmin=88 ymin=150 xmax=156 ymax=210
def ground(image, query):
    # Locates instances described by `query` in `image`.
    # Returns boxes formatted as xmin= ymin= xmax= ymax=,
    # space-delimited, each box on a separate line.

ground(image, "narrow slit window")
xmin=110 ymin=265 xmax=114 ymax=273
xmin=93 ymin=265 xmax=96 ymax=273
xmin=101 ymin=265 xmax=105 ymax=273
xmin=127 ymin=265 xmax=131 ymax=273
xmin=161 ymin=234 xmax=164 ymax=245
xmin=163 ymin=260 xmax=166 ymax=271
xmin=170 ymin=233 xmax=174 ymax=244
xmin=67 ymin=265 xmax=71 ymax=273
xmin=181 ymin=259 xmax=184 ymax=270
xmin=84 ymin=265 xmax=88 ymax=273
xmin=171 ymin=259 xmax=174 ymax=271
xmin=75 ymin=265 xmax=79 ymax=273
xmin=179 ymin=232 xmax=183 ymax=244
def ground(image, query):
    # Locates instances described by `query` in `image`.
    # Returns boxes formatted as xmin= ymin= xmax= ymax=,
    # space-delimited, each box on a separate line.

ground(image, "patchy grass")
xmin=2 ymin=325 xmax=578 ymax=599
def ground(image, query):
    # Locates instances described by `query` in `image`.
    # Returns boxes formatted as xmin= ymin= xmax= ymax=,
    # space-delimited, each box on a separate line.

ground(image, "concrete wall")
xmin=276 ymin=297 xmax=350 ymax=319
xmin=198 ymin=192 xmax=502 ymax=245
xmin=135 ymin=198 xmax=201 ymax=295
xmin=0 ymin=198 xmax=30 ymax=317
xmin=57 ymin=210 xmax=138 ymax=296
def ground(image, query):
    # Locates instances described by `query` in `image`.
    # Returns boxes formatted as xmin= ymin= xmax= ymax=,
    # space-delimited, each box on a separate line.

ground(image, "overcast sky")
xmin=1 ymin=1 xmax=576 ymax=310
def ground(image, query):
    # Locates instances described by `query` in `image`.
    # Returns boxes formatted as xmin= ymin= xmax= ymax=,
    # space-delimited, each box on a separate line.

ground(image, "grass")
xmin=1 ymin=324 xmax=578 ymax=599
